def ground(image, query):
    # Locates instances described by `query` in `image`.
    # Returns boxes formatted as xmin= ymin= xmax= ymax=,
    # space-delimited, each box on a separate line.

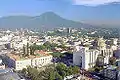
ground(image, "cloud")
xmin=72 ymin=0 xmax=120 ymax=6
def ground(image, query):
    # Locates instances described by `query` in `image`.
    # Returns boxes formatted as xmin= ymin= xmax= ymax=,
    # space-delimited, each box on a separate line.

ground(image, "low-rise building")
xmin=5 ymin=50 xmax=53 ymax=70
xmin=32 ymin=50 xmax=53 ymax=67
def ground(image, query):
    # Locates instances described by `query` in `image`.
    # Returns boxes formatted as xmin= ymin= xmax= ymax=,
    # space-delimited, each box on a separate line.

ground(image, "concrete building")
xmin=32 ymin=50 xmax=53 ymax=67
xmin=73 ymin=47 xmax=114 ymax=69
xmin=73 ymin=46 xmax=100 ymax=70
xmin=15 ymin=59 xmax=31 ymax=71
xmin=98 ymin=38 xmax=114 ymax=64
xmin=5 ymin=50 xmax=53 ymax=70
xmin=102 ymin=48 xmax=114 ymax=64
xmin=112 ymin=38 xmax=118 ymax=45
xmin=73 ymin=38 xmax=115 ymax=70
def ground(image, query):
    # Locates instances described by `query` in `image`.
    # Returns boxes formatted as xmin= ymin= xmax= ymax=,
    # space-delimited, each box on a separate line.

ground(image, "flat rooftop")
xmin=7 ymin=50 xmax=52 ymax=61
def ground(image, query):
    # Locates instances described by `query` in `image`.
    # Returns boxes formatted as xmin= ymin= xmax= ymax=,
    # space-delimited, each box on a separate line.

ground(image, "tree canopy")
xmin=21 ymin=63 xmax=80 ymax=80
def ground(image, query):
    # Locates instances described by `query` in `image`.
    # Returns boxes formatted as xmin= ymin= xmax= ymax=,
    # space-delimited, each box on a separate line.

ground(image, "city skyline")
xmin=0 ymin=0 xmax=120 ymax=80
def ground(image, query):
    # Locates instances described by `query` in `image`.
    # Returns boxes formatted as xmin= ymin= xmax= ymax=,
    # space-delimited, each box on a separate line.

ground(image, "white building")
xmin=5 ymin=50 xmax=53 ymax=70
xmin=112 ymin=38 xmax=118 ymax=45
xmin=15 ymin=59 xmax=31 ymax=71
xmin=32 ymin=50 xmax=53 ymax=67
xmin=73 ymin=46 xmax=100 ymax=70
xmin=73 ymin=44 xmax=115 ymax=70
xmin=0 ymin=58 xmax=5 ymax=69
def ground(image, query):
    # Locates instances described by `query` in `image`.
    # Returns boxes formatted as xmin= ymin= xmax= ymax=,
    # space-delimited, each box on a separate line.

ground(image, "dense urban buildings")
xmin=0 ymin=27 xmax=119 ymax=80
xmin=0 ymin=0 xmax=119 ymax=79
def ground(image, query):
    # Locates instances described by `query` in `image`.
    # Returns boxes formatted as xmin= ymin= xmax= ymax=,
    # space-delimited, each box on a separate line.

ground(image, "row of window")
xmin=38 ymin=57 xmax=52 ymax=62
xmin=16 ymin=57 xmax=52 ymax=67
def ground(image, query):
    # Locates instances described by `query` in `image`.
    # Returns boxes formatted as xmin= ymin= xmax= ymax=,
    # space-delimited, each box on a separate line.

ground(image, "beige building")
xmin=5 ymin=50 xmax=53 ymax=70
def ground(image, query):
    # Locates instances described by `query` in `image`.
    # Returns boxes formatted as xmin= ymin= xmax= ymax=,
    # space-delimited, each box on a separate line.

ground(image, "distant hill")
xmin=0 ymin=12 xmax=94 ymax=29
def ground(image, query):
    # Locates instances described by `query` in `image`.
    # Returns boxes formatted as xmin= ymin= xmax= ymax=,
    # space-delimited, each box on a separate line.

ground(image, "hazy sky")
xmin=0 ymin=0 xmax=120 ymax=21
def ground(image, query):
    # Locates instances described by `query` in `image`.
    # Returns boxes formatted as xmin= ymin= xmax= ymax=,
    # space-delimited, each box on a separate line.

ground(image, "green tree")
xmin=56 ymin=63 xmax=67 ymax=72
xmin=55 ymin=72 xmax=63 ymax=80
xmin=56 ymin=63 xmax=68 ymax=78
xmin=72 ymin=66 xmax=80 ymax=74
xmin=27 ymin=66 xmax=39 ymax=80
xmin=67 ymin=66 xmax=73 ymax=75
xmin=43 ymin=41 xmax=51 ymax=50
xmin=23 ymin=63 xmax=80 ymax=80
xmin=48 ymin=71 xmax=55 ymax=80
xmin=50 ymin=52 xmax=64 ymax=58
xmin=21 ymin=68 xmax=27 ymax=75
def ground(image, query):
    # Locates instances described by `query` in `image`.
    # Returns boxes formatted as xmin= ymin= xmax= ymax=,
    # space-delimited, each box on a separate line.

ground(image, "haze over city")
xmin=0 ymin=0 xmax=120 ymax=80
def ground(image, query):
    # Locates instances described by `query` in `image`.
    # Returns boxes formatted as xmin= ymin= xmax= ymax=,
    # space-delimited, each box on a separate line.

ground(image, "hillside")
xmin=0 ymin=12 xmax=93 ymax=29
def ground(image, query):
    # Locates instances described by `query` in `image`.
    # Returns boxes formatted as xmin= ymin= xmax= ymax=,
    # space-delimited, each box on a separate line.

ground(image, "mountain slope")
xmin=0 ymin=12 xmax=93 ymax=29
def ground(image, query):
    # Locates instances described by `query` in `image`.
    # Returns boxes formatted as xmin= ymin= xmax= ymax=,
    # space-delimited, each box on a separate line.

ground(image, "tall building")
xmin=73 ymin=46 xmax=100 ymax=70
xmin=67 ymin=28 xmax=71 ymax=34
xmin=73 ymin=45 xmax=114 ymax=70
xmin=98 ymin=38 xmax=114 ymax=64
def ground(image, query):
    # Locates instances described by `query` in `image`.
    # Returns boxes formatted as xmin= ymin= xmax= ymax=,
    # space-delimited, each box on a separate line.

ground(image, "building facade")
xmin=5 ymin=50 xmax=53 ymax=70
xmin=73 ymin=46 xmax=100 ymax=70
xmin=73 ymin=45 xmax=114 ymax=70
